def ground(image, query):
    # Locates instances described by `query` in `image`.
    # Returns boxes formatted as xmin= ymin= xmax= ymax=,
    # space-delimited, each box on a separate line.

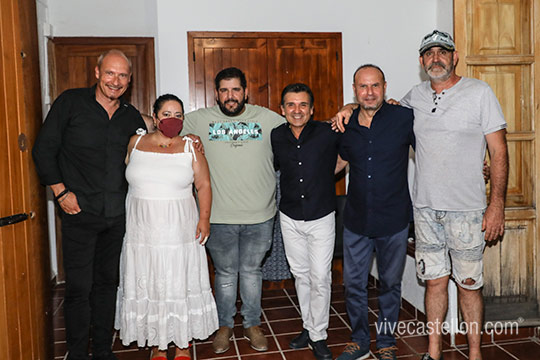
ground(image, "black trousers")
xmin=61 ymin=211 xmax=125 ymax=360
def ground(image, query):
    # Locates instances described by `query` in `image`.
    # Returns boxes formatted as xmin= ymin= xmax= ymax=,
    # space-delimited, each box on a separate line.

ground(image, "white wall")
xmin=47 ymin=0 xmax=157 ymax=37
xmin=156 ymin=0 xmax=442 ymax=110
xmin=437 ymin=0 xmax=455 ymax=34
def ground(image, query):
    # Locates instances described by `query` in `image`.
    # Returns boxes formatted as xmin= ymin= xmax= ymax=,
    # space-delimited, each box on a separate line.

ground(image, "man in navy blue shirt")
xmin=336 ymin=65 xmax=414 ymax=360
xmin=271 ymin=83 xmax=346 ymax=360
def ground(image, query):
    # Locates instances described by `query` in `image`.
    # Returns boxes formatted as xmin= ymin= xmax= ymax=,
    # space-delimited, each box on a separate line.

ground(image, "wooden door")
xmin=0 ymin=0 xmax=52 ymax=358
xmin=455 ymin=0 xmax=540 ymax=323
xmin=187 ymin=31 xmax=345 ymax=193
xmin=48 ymin=38 xmax=157 ymax=282
xmin=49 ymin=37 xmax=156 ymax=115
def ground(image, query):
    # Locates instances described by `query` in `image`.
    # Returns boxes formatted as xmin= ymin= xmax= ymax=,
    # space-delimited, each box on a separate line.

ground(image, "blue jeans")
xmin=343 ymin=225 xmax=408 ymax=349
xmin=207 ymin=218 xmax=273 ymax=328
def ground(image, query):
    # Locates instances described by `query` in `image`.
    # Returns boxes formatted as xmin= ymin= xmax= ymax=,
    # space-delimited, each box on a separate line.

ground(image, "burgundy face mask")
xmin=158 ymin=117 xmax=183 ymax=138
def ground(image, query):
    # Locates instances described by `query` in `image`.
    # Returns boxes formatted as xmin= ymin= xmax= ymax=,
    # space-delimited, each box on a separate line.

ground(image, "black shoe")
xmin=308 ymin=339 xmax=333 ymax=360
xmin=290 ymin=329 xmax=310 ymax=349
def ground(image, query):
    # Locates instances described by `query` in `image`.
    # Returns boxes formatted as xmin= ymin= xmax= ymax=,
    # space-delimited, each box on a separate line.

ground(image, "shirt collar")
xmin=287 ymin=119 xmax=315 ymax=142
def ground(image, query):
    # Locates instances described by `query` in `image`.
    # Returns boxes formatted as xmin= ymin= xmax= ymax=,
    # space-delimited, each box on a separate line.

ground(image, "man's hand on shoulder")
xmin=185 ymin=133 xmax=204 ymax=154
xmin=330 ymin=103 xmax=358 ymax=133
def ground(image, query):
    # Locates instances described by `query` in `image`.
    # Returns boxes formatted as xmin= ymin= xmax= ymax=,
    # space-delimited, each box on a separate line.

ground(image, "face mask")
xmin=157 ymin=117 xmax=183 ymax=138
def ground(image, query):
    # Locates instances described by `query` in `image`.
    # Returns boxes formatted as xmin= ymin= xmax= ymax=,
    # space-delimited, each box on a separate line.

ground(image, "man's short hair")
xmin=97 ymin=49 xmax=132 ymax=72
xmin=214 ymin=67 xmax=247 ymax=90
xmin=353 ymin=64 xmax=386 ymax=83
xmin=280 ymin=83 xmax=314 ymax=107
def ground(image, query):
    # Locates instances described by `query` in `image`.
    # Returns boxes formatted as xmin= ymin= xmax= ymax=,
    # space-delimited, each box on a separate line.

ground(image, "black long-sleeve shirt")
xmin=271 ymin=120 xmax=341 ymax=221
xmin=32 ymin=85 xmax=146 ymax=217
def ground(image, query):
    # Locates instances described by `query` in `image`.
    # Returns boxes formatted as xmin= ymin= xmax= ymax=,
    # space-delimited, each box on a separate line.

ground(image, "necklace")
xmin=158 ymin=142 xmax=172 ymax=148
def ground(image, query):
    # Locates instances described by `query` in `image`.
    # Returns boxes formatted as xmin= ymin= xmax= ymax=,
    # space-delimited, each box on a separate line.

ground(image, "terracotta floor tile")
xmin=498 ymin=341 xmax=540 ymax=359
xmin=440 ymin=349 xmax=468 ymax=359
xmin=328 ymin=314 xmax=349 ymax=329
xmin=401 ymin=334 xmax=429 ymax=353
xmin=264 ymin=306 xmax=300 ymax=321
xmin=267 ymin=318 xmax=303 ymax=335
xmin=330 ymin=301 xmax=347 ymax=314
xmin=262 ymin=289 xmax=289 ymax=298
xmin=261 ymin=296 xmax=295 ymax=309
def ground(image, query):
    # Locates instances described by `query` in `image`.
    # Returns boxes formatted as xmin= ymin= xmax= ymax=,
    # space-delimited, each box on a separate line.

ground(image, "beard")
xmin=426 ymin=61 xmax=454 ymax=81
xmin=217 ymin=97 xmax=247 ymax=116
xmin=358 ymin=97 xmax=383 ymax=111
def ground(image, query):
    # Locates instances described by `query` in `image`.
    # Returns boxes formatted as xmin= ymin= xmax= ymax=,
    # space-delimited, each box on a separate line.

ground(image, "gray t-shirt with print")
xmin=401 ymin=77 xmax=506 ymax=211
xmin=182 ymin=104 xmax=285 ymax=224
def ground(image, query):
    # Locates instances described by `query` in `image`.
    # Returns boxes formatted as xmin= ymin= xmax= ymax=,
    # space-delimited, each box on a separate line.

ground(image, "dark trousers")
xmin=61 ymin=211 xmax=125 ymax=360
xmin=343 ymin=225 xmax=408 ymax=349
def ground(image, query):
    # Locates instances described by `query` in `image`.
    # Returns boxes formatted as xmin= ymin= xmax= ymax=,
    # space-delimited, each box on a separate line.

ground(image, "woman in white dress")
xmin=116 ymin=94 xmax=218 ymax=360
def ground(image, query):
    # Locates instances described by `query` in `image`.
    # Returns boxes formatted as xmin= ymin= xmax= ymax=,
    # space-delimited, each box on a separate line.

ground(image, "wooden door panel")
xmin=49 ymin=38 xmax=156 ymax=115
xmin=192 ymin=38 xmax=268 ymax=109
xmin=470 ymin=0 xmax=531 ymax=56
xmin=267 ymin=37 xmax=342 ymax=120
xmin=0 ymin=0 xmax=52 ymax=358
xmin=455 ymin=0 xmax=539 ymax=319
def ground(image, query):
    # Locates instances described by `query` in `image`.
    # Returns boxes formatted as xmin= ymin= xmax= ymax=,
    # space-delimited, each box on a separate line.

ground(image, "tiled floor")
xmin=53 ymin=280 xmax=540 ymax=359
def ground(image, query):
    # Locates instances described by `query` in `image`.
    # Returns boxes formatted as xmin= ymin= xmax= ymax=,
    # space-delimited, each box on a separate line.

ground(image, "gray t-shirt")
xmin=401 ymin=77 xmax=506 ymax=211
xmin=182 ymin=104 xmax=285 ymax=224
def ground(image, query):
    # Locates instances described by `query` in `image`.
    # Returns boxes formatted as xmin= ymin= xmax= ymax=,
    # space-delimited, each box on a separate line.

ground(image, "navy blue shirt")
xmin=339 ymin=102 xmax=414 ymax=237
xmin=32 ymin=85 xmax=146 ymax=217
xmin=271 ymin=120 xmax=341 ymax=221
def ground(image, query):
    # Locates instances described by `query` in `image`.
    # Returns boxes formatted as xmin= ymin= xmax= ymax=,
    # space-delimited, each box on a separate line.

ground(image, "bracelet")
xmin=54 ymin=188 xmax=69 ymax=202
xmin=58 ymin=194 xmax=69 ymax=204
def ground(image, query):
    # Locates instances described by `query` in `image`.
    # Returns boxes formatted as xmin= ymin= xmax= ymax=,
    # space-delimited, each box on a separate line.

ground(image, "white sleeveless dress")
xmin=115 ymin=135 xmax=218 ymax=350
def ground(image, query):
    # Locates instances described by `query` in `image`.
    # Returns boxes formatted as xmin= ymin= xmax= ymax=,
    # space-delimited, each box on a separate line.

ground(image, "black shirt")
xmin=339 ymin=102 xmax=414 ymax=237
xmin=32 ymin=85 xmax=146 ymax=217
xmin=271 ymin=120 xmax=341 ymax=221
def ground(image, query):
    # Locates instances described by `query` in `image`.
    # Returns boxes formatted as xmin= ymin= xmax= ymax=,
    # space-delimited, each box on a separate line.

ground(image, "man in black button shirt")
xmin=32 ymin=49 xmax=146 ymax=360
xmin=271 ymin=83 xmax=346 ymax=360
xmin=336 ymin=65 xmax=414 ymax=360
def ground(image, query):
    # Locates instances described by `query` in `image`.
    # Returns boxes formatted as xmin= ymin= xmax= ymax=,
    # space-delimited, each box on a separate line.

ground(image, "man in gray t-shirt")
xmin=402 ymin=30 xmax=508 ymax=360
xmin=182 ymin=67 xmax=284 ymax=355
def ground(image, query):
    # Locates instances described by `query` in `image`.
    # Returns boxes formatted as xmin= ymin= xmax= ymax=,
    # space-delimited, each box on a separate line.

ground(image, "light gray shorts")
xmin=414 ymin=207 xmax=485 ymax=290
